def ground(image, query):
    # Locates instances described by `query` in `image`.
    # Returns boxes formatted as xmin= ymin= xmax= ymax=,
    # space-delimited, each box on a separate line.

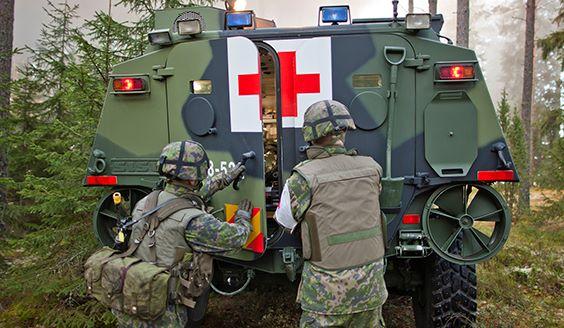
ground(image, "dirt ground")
xmin=203 ymin=278 xmax=414 ymax=328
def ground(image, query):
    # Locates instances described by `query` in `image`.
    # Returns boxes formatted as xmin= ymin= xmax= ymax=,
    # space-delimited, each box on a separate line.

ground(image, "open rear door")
xmin=166 ymin=37 xmax=265 ymax=260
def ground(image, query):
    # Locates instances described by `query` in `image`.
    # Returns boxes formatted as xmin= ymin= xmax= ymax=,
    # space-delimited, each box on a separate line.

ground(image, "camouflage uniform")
xmin=277 ymin=101 xmax=387 ymax=327
xmin=114 ymin=141 xmax=251 ymax=327
xmin=199 ymin=166 xmax=244 ymax=202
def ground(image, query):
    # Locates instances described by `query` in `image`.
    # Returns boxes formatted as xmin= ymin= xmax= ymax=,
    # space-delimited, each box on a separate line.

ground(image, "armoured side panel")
xmin=165 ymin=37 xmax=266 ymax=261
xmin=87 ymin=49 xmax=171 ymax=188
xmin=404 ymin=37 xmax=517 ymax=182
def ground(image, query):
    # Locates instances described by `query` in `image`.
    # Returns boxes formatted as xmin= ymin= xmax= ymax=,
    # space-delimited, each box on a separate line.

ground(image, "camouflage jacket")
xmin=199 ymin=168 xmax=241 ymax=202
xmin=164 ymin=182 xmax=252 ymax=252
xmin=281 ymin=145 xmax=388 ymax=315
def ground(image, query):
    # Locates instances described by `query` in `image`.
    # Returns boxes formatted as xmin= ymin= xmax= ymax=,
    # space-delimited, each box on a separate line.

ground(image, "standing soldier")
xmin=86 ymin=140 xmax=253 ymax=327
xmin=275 ymin=100 xmax=388 ymax=327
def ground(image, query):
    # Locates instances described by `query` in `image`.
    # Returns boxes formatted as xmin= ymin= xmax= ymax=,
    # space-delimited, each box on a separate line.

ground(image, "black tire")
xmin=185 ymin=286 xmax=210 ymax=328
xmin=412 ymin=249 xmax=477 ymax=327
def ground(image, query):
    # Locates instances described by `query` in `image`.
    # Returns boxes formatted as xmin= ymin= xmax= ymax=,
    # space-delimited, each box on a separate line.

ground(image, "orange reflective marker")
xmin=225 ymin=204 xmax=264 ymax=253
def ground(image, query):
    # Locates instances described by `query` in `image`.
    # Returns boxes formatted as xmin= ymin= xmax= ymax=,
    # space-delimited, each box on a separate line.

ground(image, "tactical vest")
xmin=294 ymin=154 xmax=385 ymax=270
xmin=84 ymin=190 xmax=213 ymax=321
xmin=130 ymin=190 xmax=203 ymax=267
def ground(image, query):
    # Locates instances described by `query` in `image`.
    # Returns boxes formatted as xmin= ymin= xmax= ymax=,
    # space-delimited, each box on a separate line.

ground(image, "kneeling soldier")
xmin=275 ymin=100 xmax=388 ymax=327
xmin=85 ymin=140 xmax=252 ymax=327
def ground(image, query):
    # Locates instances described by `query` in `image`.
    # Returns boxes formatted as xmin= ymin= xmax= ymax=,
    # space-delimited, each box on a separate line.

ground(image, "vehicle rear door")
xmin=267 ymin=34 xmax=416 ymax=238
xmin=165 ymin=36 xmax=266 ymax=260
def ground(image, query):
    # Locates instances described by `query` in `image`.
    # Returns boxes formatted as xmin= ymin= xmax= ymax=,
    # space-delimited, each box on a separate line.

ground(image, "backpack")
xmin=84 ymin=191 xmax=213 ymax=321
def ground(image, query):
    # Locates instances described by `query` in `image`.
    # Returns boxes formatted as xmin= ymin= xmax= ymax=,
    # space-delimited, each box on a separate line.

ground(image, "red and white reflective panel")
xmin=266 ymin=37 xmax=333 ymax=128
xmin=438 ymin=64 xmax=475 ymax=80
xmin=227 ymin=37 xmax=262 ymax=132
xmin=86 ymin=175 xmax=118 ymax=186
xmin=113 ymin=77 xmax=145 ymax=92
xmin=477 ymin=170 xmax=515 ymax=182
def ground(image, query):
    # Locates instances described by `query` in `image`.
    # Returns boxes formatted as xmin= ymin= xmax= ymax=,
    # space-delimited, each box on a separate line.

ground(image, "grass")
xmin=0 ymin=192 xmax=562 ymax=327
xmin=476 ymin=195 xmax=563 ymax=328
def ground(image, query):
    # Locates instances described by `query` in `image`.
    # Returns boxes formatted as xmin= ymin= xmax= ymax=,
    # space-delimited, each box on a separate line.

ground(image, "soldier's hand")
xmin=227 ymin=163 xmax=246 ymax=183
xmin=235 ymin=199 xmax=253 ymax=222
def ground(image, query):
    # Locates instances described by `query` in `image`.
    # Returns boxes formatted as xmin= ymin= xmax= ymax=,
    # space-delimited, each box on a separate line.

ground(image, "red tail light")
xmin=438 ymin=64 xmax=475 ymax=80
xmin=402 ymin=214 xmax=421 ymax=225
xmin=477 ymin=170 xmax=515 ymax=182
xmin=113 ymin=78 xmax=145 ymax=92
xmin=86 ymin=175 xmax=118 ymax=186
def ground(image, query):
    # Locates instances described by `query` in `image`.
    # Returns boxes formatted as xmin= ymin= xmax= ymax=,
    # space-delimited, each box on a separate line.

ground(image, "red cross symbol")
xmin=238 ymin=73 xmax=260 ymax=96
xmin=279 ymin=51 xmax=321 ymax=117
xmin=238 ymin=67 xmax=262 ymax=119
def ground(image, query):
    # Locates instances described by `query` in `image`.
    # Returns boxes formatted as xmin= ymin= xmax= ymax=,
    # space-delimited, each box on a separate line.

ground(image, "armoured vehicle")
xmin=84 ymin=2 xmax=517 ymax=326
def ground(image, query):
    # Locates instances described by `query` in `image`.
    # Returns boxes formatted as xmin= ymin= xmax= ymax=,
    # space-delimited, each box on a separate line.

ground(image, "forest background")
xmin=0 ymin=0 xmax=562 ymax=327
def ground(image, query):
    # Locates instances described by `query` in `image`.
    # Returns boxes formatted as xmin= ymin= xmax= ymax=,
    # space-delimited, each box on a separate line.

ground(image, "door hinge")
xmin=404 ymin=54 xmax=431 ymax=71
xmin=151 ymin=65 xmax=175 ymax=80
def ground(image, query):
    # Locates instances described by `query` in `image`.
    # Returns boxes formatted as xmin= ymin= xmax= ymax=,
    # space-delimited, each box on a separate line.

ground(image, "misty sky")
xmin=11 ymin=0 xmax=553 ymax=104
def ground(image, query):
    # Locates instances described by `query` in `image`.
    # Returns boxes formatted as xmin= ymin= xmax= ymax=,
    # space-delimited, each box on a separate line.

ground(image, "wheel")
xmin=422 ymin=183 xmax=511 ymax=265
xmin=92 ymin=187 xmax=150 ymax=247
xmin=412 ymin=239 xmax=477 ymax=328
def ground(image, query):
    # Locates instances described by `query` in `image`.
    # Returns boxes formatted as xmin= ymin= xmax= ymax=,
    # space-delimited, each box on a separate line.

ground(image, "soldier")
xmin=275 ymin=100 xmax=388 ymax=327
xmin=113 ymin=140 xmax=253 ymax=327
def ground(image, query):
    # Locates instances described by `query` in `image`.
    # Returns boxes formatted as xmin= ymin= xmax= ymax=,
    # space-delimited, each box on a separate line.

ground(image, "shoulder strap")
xmin=103 ymin=194 xmax=199 ymax=263
xmin=156 ymin=198 xmax=199 ymax=221
xmin=143 ymin=190 xmax=160 ymax=213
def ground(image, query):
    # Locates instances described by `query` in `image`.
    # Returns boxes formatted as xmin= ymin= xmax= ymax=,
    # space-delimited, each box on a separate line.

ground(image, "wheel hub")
xmin=459 ymin=214 xmax=474 ymax=229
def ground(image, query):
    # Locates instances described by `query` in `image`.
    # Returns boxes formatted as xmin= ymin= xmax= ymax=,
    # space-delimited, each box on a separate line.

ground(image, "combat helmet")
xmin=302 ymin=100 xmax=356 ymax=142
xmin=157 ymin=140 xmax=209 ymax=181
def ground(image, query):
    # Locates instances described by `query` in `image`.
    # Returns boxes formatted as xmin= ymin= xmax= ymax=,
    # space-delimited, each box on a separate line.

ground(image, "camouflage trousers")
xmin=300 ymin=307 xmax=385 ymax=328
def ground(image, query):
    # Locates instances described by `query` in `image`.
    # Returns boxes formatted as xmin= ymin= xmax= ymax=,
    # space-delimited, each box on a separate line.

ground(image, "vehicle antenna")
xmin=392 ymin=0 xmax=399 ymax=22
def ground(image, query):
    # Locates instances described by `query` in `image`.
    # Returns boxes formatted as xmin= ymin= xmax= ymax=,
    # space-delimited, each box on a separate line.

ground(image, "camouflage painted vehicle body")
xmin=85 ymin=5 xmax=517 ymax=326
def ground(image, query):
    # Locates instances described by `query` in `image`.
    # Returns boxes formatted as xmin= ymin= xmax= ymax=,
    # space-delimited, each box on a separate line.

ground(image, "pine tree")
xmin=0 ymin=1 xmax=217 ymax=325
xmin=0 ymin=0 xmax=14 ymax=210
xmin=508 ymin=108 xmax=528 ymax=216
xmin=429 ymin=0 xmax=438 ymax=15
xmin=498 ymin=90 xmax=511 ymax=133
xmin=520 ymin=0 xmax=536 ymax=211
xmin=457 ymin=0 xmax=470 ymax=47
xmin=537 ymin=0 xmax=563 ymax=69
xmin=496 ymin=91 xmax=524 ymax=216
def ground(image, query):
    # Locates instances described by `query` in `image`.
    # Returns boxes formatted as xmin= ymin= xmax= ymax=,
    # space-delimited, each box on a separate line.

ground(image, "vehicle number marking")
xmin=208 ymin=160 xmax=236 ymax=176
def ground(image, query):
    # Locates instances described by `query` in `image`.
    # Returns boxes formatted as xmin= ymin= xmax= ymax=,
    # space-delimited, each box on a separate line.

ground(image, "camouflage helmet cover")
xmin=302 ymin=100 xmax=356 ymax=142
xmin=158 ymin=140 xmax=209 ymax=181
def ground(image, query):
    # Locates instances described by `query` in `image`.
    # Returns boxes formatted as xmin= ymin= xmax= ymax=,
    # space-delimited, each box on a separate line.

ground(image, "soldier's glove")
xmin=235 ymin=199 xmax=253 ymax=223
xmin=226 ymin=163 xmax=246 ymax=184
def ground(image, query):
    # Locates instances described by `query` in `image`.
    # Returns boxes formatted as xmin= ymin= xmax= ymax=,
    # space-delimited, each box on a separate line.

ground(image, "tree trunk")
xmin=429 ymin=0 xmax=438 ymax=15
xmin=0 ymin=0 xmax=15 ymax=207
xmin=520 ymin=0 xmax=535 ymax=212
xmin=409 ymin=0 xmax=414 ymax=13
xmin=456 ymin=0 xmax=470 ymax=47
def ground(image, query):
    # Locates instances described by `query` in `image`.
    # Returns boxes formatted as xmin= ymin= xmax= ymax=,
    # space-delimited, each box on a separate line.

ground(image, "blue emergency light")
xmin=226 ymin=11 xmax=254 ymax=29
xmin=319 ymin=6 xmax=350 ymax=25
